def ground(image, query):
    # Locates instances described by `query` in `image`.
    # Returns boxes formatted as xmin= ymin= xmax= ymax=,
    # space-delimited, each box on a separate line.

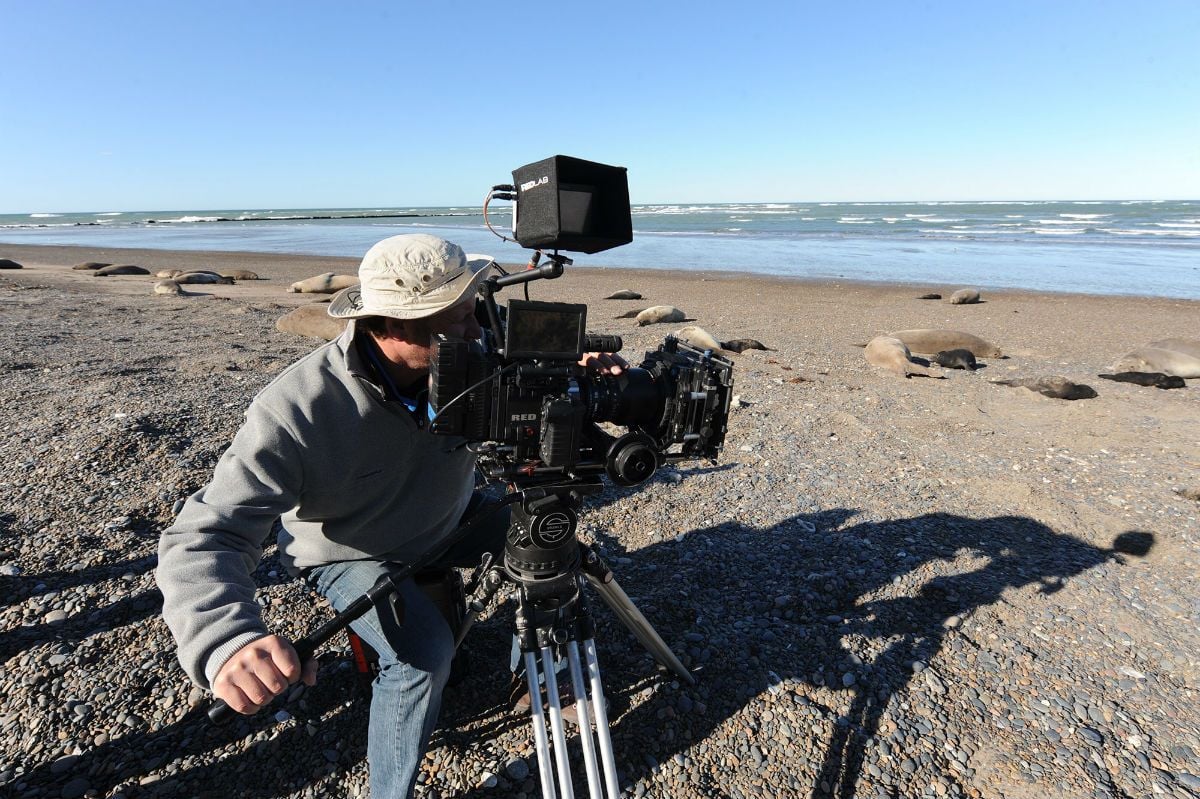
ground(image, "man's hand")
xmin=213 ymin=634 xmax=318 ymax=715
xmin=580 ymin=352 xmax=627 ymax=376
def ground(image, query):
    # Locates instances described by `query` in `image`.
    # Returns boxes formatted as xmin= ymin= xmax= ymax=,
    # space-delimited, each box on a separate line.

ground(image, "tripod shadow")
xmin=573 ymin=509 xmax=1154 ymax=798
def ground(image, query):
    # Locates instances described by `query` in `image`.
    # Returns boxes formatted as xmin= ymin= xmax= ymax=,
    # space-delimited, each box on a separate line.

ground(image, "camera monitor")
xmin=504 ymin=300 xmax=587 ymax=360
xmin=512 ymin=155 xmax=633 ymax=254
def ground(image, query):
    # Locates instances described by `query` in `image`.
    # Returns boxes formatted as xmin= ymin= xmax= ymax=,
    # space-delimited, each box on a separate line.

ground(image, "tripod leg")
xmin=542 ymin=647 xmax=576 ymax=799
xmin=584 ymin=573 xmax=696 ymax=685
xmin=523 ymin=651 xmax=558 ymax=799
xmin=583 ymin=638 xmax=621 ymax=799
xmin=566 ymin=642 xmax=603 ymax=799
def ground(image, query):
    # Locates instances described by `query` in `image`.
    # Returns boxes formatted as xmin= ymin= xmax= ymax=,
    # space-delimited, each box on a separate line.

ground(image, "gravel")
xmin=1 ymin=251 xmax=1198 ymax=799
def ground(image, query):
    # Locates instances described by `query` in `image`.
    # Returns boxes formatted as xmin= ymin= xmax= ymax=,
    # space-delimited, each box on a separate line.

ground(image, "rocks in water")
xmin=94 ymin=264 xmax=150 ymax=276
xmin=949 ymin=288 xmax=981 ymax=304
xmin=604 ymin=289 xmax=642 ymax=299
xmin=991 ymin=376 xmax=1098 ymax=400
xmin=1098 ymin=371 xmax=1186 ymax=389
xmin=0 ymin=258 xmax=24 ymax=269
xmin=276 ymin=304 xmax=349 ymax=340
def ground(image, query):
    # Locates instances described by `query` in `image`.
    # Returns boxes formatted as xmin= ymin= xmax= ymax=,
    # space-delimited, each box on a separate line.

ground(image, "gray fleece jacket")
xmin=156 ymin=322 xmax=475 ymax=687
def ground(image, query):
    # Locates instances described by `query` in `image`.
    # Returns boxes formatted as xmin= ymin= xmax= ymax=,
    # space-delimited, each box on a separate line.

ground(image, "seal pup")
xmin=949 ymin=288 xmax=981 ymax=304
xmin=865 ymin=336 xmax=944 ymax=378
xmin=220 ymin=269 xmax=262 ymax=280
xmin=1099 ymin=372 xmax=1186 ymax=389
xmin=174 ymin=271 xmax=235 ymax=285
xmin=673 ymin=325 xmax=725 ymax=353
xmin=1148 ymin=338 xmax=1200 ymax=360
xmin=153 ymin=280 xmax=183 ymax=296
xmin=991 ymin=376 xmax=1097 ymax=400
xmin=932 ymin=349 xmax=978 ymax=370
xmin=721 ymin=338 xmax=775 ymax=353
xmin=636 ymin=305 xmax=686 ymax=326
xmin=288 ymin=272 xmax=359 ymax=294
xmin=916 ymin=293 xmax=942 ymax=300
xmin=94 ymin=264 xmax=150 ymax=276
xmin=0 ymin=259 xmax=21 ymax=270
xmin=604 ymin=290 xmax=642 ymax=300
xmin=276 ymin=304 xmax=349 ymax=341
xmin=1112 ymin=347 xmax=1200 ymax=379
xmin=889 ymin=329 xmax=1003 ymax=358
xmin=72 ymin=262 xmax=110 ymax=271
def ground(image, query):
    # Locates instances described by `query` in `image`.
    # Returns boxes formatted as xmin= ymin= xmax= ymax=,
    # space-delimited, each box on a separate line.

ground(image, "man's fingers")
xmin=301 ymin=658 xmax=319 ymax=687
xmin=266 ymin=638 xmax=302 ymax=684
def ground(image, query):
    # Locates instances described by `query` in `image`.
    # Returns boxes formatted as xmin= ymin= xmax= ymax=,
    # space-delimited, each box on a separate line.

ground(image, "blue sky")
xmin=2 ymin=1 xmax=1197 ymax=212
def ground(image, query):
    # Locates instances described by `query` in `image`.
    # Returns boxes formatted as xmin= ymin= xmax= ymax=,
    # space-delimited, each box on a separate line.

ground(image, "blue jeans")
xmin=305 ymin=495 xmax=509 ymax=798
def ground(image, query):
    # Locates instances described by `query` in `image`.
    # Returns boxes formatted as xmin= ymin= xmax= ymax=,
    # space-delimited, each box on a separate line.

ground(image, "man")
xmin=157 ymin=233 xmax=620 ymax=797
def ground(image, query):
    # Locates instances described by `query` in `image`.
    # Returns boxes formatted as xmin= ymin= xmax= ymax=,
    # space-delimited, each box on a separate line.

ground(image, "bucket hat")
xmin=328 ymin=234 xmax=494 ymax=320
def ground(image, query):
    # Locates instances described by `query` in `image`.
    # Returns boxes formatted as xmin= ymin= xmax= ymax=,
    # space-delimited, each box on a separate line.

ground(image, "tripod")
xmin=207 ymin=477 xmax=693 ymax=799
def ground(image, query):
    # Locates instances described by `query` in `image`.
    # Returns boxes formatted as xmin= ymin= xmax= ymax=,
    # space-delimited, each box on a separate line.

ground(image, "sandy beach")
xmin=1 ymin=243 xmax=1198 ymax=799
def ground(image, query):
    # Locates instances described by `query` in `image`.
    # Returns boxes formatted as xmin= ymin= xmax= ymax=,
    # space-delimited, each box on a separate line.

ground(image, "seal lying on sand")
xmin=0 ymin=259 xmax=21 ymax=270
xmin=604 ymin=290 xmax=642 ymax=299
xmin=932 ymin=349 xmax=978 ymax=370
xmin=991 ymin=376 xmax=1097 ymax=400
xmin=916 ymin=293 xmax=942 ymax=300
xmin=221 ymin=269 xmax=262 ymax=280
xmin=73 ymin=262 xmax=110 ymax=270
xmin=94 ymin=264 xmax=150 ymax=276
xmin=949 ymin=288 xmax=981 ymax=304
xmin=153 ymin=280 xmax=183 ymax=296
xmin=673 ymin=325 xmax=723 ymax=352
xmin=1112 ymin=347 xmax=1200 ymax=379
xmin=636 ymin=306 xmax=686 ymax=326
xmin=865 ymin=336 xmax=944 ymax=378
xmin=276 ymin=304 xmax=349 ymax=340
xmin=155 ymin=269 xmax=182 ymax=278
xmin=288 ymin=273 xmax=359 ymax=294
xmin=889 ymin=329 xmax=1003 ymax=358
xmin=1147 ymin=338 xmax=1200 ymax=360
xmin=721 ymin=339 xmax=775 ymax=353
xmin=1099 ymin=372 xmax=1186 ymax=389
xmin=174 ymin=271 xmax=235 ymax=285
xmin=614 ymin=309 xmax=645 ymax=319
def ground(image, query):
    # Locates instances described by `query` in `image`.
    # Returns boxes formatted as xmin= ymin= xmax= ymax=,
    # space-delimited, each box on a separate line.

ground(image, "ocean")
xmin=2 ymin=200 xmax=1198 ymax=298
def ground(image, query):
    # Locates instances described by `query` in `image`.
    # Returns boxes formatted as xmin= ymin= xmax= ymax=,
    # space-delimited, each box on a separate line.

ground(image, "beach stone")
xmin=504 ymin=758 xmax=530 ymax=781
xmin=0 ymin=259 xmax=24 ymax=269
xmin=60 ymin=777 xmax=90 ymax=798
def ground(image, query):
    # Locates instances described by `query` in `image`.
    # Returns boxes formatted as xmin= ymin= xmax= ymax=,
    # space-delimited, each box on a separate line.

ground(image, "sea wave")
xmin=1032 ymin=228 xmax=1085 ymax=235
xmin=95 ymin=212 xmax=123 ymax=216
xmin=1060 ymin=213 xmax=1110 ymax=219
xmin=30 ymin=213 xmax=61 ymax=218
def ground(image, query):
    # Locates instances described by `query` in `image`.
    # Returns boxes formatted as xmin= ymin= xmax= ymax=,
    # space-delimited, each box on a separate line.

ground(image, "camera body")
xmin=429 ymin=299 xmax=734 ymax=485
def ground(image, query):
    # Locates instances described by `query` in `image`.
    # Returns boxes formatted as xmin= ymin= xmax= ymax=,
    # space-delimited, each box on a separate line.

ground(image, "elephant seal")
xmin=220 ymin=269 xmax=262 ymax=280
xmin=889 ymin=329 xmax=1003 ymax=358
xmin=72 ymin=262 xmax=110 ymax=271
xmin=276 ymin=304 xmax=349 ymax=340
xmin=604 ymin=290 xmax=642 ymax=300
xmin=916 ymin=293 xmax=942 ymax=300
xmin=932 ymin=349 xmax=978 ymax=370
xmin=1112 ymin=347 xmax=1200 ymax=379
xmin=949 ymin=288 xmax=981 ymax=304
xmin=174 ymin=271 xmax=235 ymax=285
xmin=673 ymin=325 xmax=724 ymax=352
xmin=721 ymin=338 xmax=775 ymax=353
xmin=288 ymin=273 xmax=359 ymax=294
xmin=155 ymin=269 xmax=182 ymax=278
xmin=153 ymin=280 xmax=183 ymax=296
xmin=614 ymin=308 xmax=646 ymax=319
xmin=636 ymin=305 xmax=686 ymax=326
xmin=1099 ymin=372 xmax=1186 ymax=389
xmin=0 ymin=259 xmax=21 ymax=269
xmin=865 ymin=336 xmax=944 ymax=378
xmin=992 ymin=376 xmax=1097 ymax=400
xmin=1148 ymin=338 xmax=1200 ymax=360
xmin=94 ymin=264 xmax=150 ymax=276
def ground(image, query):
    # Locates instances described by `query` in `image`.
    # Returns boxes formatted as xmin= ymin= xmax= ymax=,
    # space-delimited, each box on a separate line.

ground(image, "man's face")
xmin=404 ymin=298 xmax=483 ymax=371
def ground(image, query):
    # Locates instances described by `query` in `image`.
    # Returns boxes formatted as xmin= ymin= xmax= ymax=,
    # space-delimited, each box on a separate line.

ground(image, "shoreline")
xmin=3 ymin=241 xmax=1199 ymax=304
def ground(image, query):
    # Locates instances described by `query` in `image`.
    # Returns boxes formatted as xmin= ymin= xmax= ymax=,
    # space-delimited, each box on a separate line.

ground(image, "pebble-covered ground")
xmin=1 ymin=245 xmax=1198 ymax=799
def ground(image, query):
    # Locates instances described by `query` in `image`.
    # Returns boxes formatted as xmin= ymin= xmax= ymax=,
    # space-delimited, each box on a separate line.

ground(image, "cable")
xmin=483 ymin=189 xmax=517 ymax=244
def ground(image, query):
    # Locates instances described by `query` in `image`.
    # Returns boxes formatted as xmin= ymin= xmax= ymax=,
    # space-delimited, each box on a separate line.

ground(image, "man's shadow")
xmin=436 ymin=508 xmax=1153 ymax=798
